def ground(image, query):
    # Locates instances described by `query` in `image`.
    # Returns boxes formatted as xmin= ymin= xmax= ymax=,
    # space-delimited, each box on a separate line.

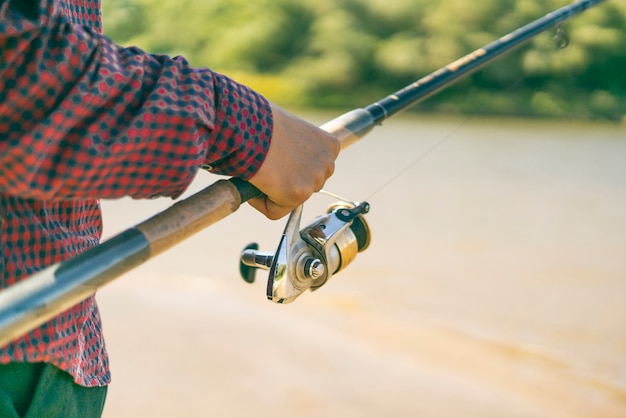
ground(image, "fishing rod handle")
xmin=0 ymin=178 xmax=256 ymax=347
xmin=229 ymin=177 xmax=264 ymax=202
xmin=135 ymin=178 xmax=260 ymax=256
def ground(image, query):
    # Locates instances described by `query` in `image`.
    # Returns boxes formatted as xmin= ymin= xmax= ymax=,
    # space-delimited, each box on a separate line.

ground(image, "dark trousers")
xmin=0 ymin=362 xmax=107 ymax=417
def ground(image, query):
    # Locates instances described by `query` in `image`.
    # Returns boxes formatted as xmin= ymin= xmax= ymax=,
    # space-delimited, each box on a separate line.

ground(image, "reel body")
xmin=240 ymin=201 xmax=371 ymax=303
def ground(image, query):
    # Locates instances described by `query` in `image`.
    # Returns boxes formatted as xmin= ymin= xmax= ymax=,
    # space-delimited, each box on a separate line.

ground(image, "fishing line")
xmin=319 ymin=189 xmax=356 ymax=204
xmin=361 ymin=118 xmax=470 ymax=202
xmin=352 ymin=23 xmax=575 ymax=203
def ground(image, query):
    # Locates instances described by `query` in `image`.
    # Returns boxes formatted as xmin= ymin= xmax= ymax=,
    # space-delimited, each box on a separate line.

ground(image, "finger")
xmin=247 ymin=196 xmax=291 ymax=220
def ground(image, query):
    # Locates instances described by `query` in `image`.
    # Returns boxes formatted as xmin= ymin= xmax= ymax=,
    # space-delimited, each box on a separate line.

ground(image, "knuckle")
xmin=326 ymin=160 xmax=336 ymax=177
xmin=292 ymin=186 xmax=310 ymax=202
xmin=330 ymin=136 xmax=340 ymax=157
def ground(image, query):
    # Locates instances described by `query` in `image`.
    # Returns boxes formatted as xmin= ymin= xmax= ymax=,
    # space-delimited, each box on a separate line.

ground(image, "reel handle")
xmin=239 ymin=243 xmax=274 ymax=284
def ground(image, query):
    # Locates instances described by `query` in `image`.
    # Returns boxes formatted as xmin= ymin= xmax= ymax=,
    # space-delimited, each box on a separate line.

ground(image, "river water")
xmin=98 ymin=114 xmax=626 ymax=417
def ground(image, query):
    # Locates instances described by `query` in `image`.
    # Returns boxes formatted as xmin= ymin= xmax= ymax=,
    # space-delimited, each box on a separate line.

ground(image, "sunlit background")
xmin=96 ymin=1 xmax=625 ymax=417
xmin=102 ymin=0 xmax=625 ymax=119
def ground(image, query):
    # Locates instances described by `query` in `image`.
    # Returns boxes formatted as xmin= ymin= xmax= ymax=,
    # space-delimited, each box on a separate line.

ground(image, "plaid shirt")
xmin=0 ymin=0 xmax=272 ymax=386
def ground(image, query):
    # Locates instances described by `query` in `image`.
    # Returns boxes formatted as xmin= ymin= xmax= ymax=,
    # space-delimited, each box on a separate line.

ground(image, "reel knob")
xmin=239 ymin=243 xmax=273 ymax=283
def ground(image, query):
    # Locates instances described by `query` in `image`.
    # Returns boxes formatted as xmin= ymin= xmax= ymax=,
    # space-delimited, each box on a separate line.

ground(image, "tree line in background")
xmin=103 ymin=0 xmax=625 ymax=120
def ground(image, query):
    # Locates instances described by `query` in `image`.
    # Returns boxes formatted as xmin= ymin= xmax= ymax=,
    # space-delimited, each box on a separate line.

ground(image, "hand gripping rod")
xmin=0 ymin=0 xmax=605 ymax=347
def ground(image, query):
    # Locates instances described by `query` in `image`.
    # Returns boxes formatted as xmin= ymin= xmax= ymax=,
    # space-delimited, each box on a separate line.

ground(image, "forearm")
xmin=0 ymin=3 xmax=272 ymax=200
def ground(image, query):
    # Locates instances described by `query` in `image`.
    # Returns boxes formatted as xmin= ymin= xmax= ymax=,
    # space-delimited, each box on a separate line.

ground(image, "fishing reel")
xmin=239 ymin=200 xmax=371 ymax=303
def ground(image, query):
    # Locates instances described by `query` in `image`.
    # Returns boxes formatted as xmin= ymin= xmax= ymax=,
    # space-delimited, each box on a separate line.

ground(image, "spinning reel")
xmin=239 ymin=199 xmax=372 ymax=303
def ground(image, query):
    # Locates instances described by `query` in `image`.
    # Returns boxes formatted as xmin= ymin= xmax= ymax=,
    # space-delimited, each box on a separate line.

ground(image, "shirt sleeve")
xmin=0 ymin=1 xmax=273 ymax=200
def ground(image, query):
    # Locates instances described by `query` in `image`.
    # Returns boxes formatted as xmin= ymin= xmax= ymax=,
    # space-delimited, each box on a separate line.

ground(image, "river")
xmin=98 ymin=114 xmax=626 ymax=417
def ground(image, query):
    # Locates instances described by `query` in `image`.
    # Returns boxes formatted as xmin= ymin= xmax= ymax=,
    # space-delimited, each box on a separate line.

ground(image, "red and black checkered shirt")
xmin=0 ymin=0 xmax=272 ymax=386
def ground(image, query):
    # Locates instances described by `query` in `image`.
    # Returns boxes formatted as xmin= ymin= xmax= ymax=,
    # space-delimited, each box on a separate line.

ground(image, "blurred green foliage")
xmin=102 ymin=0 xmax=625 ymax=120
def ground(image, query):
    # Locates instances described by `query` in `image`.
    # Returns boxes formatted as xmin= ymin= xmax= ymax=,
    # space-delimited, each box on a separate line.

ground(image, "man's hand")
xmin=247 ymin=103 xmax=340 ymax=220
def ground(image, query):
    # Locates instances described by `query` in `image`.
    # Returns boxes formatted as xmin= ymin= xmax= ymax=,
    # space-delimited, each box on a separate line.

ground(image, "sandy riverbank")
xmin=98 ymin=115 xmax=626 ymax=417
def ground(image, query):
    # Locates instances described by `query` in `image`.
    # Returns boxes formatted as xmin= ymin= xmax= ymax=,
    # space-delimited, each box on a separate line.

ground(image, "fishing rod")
xmin=0 ymin=0 xmax=605 ymax=346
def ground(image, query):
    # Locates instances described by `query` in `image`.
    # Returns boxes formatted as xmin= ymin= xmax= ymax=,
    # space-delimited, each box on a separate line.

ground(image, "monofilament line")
xmin=363 ymin=119 xmax=471 ymax=201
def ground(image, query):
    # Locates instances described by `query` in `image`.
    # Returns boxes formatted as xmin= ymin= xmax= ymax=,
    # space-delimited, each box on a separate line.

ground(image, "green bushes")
xmin=103 ymin=0 xmax=625 ymax=119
